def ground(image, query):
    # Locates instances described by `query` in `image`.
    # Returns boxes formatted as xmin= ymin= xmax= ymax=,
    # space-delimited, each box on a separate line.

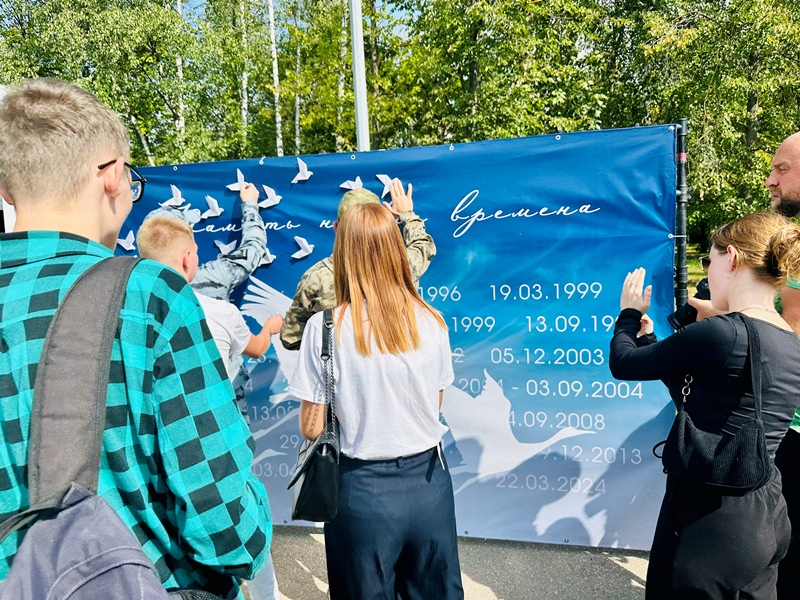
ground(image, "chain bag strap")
xmin=287 ymin=309 xmax=341 ymax=521
xmin=321 ymin=309 xmax=339 ymax=448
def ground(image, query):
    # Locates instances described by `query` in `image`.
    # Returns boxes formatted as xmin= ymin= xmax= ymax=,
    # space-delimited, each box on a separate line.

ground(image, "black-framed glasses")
xmin=97 ymin=160 xmax=146 ymax=203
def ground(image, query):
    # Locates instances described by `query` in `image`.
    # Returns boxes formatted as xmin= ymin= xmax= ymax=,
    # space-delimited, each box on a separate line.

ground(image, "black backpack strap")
xmin=27 ymin=256 xmax=142 ymax=506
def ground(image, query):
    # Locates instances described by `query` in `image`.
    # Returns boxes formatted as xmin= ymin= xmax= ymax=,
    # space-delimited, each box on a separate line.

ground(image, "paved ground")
xmin=270 ymin=525 xmax=650 ymax=600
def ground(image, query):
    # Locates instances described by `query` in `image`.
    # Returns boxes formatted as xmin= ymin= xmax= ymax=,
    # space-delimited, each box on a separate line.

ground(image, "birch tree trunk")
xmin=129 ymin=112 xmax=155 ymax=166
xmin=335 ymin=1 xmax=347 ymax=152
xmin=369 ymin=0 xmax=379 ymax=149
xmin=268 ymin=0 xmax=283 ymax=156
xmin=175 ymin=0 xmax=186 ymax=159
xmin=294 ymin=0 xmax=303 ymax=154
xmin=239 ymin=0 xmax=249 ymax=153
xmin=295 ymin=41 xmax=301 ymax=154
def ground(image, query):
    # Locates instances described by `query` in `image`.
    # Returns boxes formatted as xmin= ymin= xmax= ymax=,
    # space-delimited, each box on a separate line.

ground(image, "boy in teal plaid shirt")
xmin=0 ymin=78 xmax=271 ymax=598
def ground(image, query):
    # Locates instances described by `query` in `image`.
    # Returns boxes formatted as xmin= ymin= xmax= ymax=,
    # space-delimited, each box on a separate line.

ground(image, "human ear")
xmin=102 ymin=157 xmax=125 ymax=198
xmin=726 ymin=245 xmax=738 ymax=272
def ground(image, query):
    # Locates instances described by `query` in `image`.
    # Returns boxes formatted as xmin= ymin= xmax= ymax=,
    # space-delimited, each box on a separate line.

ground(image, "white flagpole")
xmin=348 ymin=0 xmax=370 ymax=151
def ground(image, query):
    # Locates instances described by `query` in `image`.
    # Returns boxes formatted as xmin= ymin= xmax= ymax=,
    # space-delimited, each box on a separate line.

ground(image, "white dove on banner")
xmin=116 ymin=231 xmax=135 ymax=251
xmin=442 ymin=369 xmax=595 ymax=495
xmin=259 ymin=185 xmax=282 ymax=209
xmin=160 ymin=184 xmax=184 ymax=207
xmin=239 ymin=275 xmax=297 ymax=389
xmin=339 ymin=176 xmax=363 ymax=190
xmin=226 ymin=169 xmax=246 ymax=191
xmin=376 ymin=174 xmax=393 ymax=198
xmin=291 ymin=236 xmax=314 ymax=259
xmin=180 ymin=204 xmax=202 ymax=225
xmin=214 ymin=239 xmax=238 ymax=255
xmin=200 ymin=195 xmax=224 ymax=220
xmin=259 ymin=247 xmax=276 ymax=266
xmin=291 ymin=157 xmax=313 ymax=184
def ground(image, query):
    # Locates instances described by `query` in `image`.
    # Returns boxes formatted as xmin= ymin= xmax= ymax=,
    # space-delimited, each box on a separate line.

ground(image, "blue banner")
xmin=122 ymin=125 xmax=678 ymax=550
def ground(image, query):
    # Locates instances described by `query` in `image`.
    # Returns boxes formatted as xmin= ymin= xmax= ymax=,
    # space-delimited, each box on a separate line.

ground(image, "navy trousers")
xmin=323 ymin=447 xmax=464 ymax=600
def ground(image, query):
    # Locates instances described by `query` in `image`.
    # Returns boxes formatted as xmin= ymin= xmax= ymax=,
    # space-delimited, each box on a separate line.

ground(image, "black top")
xmin=610 ymin=309 xmax=800 ymax=456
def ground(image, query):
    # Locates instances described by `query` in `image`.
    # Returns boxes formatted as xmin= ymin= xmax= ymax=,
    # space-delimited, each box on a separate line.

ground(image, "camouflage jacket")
xmin=191 ymin=201 xmax=267 ymax=301
xmin=280 ymin=210 xmax=436 ymax=350
xmin=146 ymin=200 xmax=266 ymax=302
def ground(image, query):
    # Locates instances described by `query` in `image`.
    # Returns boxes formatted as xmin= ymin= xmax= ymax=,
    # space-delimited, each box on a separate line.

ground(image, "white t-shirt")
xmin=197 ymin=294 xmax=252 ymax=381
xmin=288 ymin=305 xmax=454 ymax=460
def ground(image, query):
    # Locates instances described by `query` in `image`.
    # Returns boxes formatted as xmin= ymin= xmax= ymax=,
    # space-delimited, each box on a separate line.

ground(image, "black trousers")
xmin=646 ymin=470 xmax=790 ymax=600
xmin=774 ymin=428 xmax=800 ymax=599
xmin=323 ymin=447 xmax=464 ymax=600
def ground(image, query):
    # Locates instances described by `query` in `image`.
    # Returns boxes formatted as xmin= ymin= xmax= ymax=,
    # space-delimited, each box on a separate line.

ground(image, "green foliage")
xmin=597 ymin=0 xmax=800 ymax=237
xmin=1 ymin=0 xmax=799 ymax=237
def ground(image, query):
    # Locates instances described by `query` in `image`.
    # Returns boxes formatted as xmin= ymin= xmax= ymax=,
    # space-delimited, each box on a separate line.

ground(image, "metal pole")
xmin=349 ymin=0 xmax=370 ymax=151
xmin=675 ymin=118 xmax=690 ymax=308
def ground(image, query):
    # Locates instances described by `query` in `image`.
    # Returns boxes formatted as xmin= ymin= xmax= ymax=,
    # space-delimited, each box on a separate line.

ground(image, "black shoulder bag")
xmin=656 ymin=313 xmax=772 ymax=494
xmin=287 ymin=308 xmax=340 ymax=522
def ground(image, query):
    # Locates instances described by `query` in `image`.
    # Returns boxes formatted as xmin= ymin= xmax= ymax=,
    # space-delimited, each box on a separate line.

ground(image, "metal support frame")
xmin=674 ymin=118 xmax=690 ymax=308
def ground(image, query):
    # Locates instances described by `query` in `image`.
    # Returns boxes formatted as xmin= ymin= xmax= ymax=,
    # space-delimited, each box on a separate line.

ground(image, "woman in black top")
xmin=610 ymin=212 xmax=800 ymax=599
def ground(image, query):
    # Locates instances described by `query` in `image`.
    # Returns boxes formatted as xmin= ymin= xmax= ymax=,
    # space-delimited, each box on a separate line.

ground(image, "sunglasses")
xmin=699 ymin=249 xmax=727 ymax=273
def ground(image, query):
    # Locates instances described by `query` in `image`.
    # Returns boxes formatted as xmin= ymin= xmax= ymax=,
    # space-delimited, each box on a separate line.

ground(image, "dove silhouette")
xmin=291 ymin=236 xmax=314 ymax=259
xmin=376 ymin=174 xmax=393 ymax=198
xmin=259 ymin=247 xmax=276 ymax=266
xmin=239 ymin=275 xmax=297 ymax=389
xmin=200 ymin=195 xmax=224 ymax=220
xmin=259 ymin=185 xmax=282 ymax=209
xmin=226 ymin=169 xmax=246 ymax=191
xmin=160 ymin=184 xmax=184 ymax=207
xmin=214 ymin=239 xmax=238 ymax=255
xmin=339 ymin=176 xmax=363 ymax=190
xmin=116 ymin=230 xmax=136 ymax=252
xmin=291 ymin=158 xmax=313 ymax=184
xmin=442 ymin=369 xmax=595 ymax=494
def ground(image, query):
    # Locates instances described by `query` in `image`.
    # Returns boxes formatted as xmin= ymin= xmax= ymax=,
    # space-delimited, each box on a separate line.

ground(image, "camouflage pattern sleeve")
xmin=280 ymin=259 xmax=335 ymax=351
xmin=191 ymin=201 xmax=267 ymax=301
xmin=399 ymin=210 xmax=436 ymax=283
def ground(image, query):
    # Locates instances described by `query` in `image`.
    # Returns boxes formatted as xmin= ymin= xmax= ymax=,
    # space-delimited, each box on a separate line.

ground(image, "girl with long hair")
xmin=289 ymin=202 xmax=464 ymax=600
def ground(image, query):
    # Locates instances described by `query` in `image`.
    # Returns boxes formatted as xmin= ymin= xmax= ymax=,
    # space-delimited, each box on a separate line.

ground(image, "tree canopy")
xmin=2 ymin=0 xmax=798 ymax=236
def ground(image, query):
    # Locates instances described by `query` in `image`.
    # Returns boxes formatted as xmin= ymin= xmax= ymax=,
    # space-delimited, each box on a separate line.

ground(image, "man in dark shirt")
xmin=0 ymin=78 xmax=271 ymax=597
xmin=764 ymin=131 xmax=800 ymax=599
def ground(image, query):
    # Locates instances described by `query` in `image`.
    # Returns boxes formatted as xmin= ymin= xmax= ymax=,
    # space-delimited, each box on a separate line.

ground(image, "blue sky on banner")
xmin=120 ymin=124 xmax=678 ymax=549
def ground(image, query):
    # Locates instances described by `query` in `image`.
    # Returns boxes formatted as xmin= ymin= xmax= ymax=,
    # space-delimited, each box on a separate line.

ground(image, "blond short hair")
xmin=0 ymin=78 xmax=130 ymax=205
xmin=137 ymin=215 xmax=195 ymax=264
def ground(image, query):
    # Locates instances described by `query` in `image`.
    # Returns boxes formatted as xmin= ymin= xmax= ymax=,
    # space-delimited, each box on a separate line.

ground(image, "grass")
xmin=684 ymin=242 xmax=705 ymax=290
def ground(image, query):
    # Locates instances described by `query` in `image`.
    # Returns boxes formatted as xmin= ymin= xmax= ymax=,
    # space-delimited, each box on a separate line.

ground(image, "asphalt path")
xmin=270 ymin=525 xmax=649 ymax=600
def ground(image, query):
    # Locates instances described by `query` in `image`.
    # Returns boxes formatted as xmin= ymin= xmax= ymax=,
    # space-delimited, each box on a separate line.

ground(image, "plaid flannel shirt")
xmin=0 ymin=232 xmax=271 ymax=595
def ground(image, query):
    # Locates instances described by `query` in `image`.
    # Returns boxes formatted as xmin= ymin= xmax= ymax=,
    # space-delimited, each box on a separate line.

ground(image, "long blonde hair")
xmin=333 ymin=202 xmax=445 ymax=354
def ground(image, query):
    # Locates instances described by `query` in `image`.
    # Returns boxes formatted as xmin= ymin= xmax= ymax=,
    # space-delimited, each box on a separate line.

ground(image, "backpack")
xmin=0 ymin=257 xmax=225 ymax=600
